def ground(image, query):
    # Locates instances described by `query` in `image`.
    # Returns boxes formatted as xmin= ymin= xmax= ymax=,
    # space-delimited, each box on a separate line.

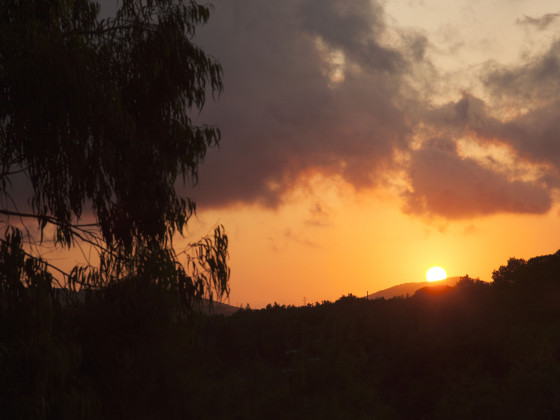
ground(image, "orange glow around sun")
xmin=426 ymin=266 xmax=447 ymax=282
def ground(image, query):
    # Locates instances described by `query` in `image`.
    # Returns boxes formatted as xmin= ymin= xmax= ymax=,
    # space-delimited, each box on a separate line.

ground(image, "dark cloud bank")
xmin=189 ymin=1 xmax=560 ymax=220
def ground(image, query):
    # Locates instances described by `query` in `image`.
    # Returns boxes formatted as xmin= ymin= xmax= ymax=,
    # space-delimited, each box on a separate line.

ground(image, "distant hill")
xmin=63 ymin=289 xmax=240 ymax=316
xmin=366 ymin=276 xmax=463 ymax=300
xmin=200 ymin=299 xmax=241 ymax=316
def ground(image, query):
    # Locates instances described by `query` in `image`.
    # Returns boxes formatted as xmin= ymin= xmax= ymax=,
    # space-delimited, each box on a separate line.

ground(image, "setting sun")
xmin=426 ymin=266 xmax=447 ymax=282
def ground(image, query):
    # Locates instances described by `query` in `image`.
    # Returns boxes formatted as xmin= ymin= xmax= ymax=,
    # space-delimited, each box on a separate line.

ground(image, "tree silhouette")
xmin=0 ymin=0 xmax=228 ymax=307
xmin=491 ymin=257 xmax=526 ymax=286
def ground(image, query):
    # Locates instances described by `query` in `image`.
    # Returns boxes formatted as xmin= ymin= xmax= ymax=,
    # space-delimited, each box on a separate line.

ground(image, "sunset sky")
xmin=173 ymin=0 xmax=560 ymax=308
xmin=115 ymin=0 xmax=560 ymax=307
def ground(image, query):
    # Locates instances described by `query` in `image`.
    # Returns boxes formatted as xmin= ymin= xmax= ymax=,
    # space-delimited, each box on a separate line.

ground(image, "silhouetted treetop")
xmin=492 ymin=250 xmax=560 ymax=286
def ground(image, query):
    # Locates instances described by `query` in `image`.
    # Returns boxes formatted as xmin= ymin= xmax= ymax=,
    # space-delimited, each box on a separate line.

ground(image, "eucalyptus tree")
xmin=0 ymin=0 xmax=229 ymax=308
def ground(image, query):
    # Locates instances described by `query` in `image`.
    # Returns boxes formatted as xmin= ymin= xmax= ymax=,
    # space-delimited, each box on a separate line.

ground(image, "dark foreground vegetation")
xmin=3 ymin=251 xmax=560 ymax=419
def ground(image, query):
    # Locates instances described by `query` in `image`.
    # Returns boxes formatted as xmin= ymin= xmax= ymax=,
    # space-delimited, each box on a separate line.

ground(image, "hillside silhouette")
xmin=366 ymin=276 xmax=463 ymax=299
xmin=201 ymin=299 xmax=240 ymax=316
xmin=3 ymin=251 xmax=560 ymax=418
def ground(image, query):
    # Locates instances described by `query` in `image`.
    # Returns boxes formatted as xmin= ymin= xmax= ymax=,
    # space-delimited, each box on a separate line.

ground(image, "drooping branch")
xmin=0 ymin=209 xmax=111 ymax=263
xmin=0 ymin=0 xmax=229 ymax=308
xmin=0 ymin=236 xmax=66 ymax=288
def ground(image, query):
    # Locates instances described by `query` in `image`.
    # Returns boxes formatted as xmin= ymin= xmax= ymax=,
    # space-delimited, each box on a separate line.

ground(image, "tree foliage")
xmin=491 ymin=257 xmax=527 ymax=286
xmin=492 ymin=250 xmax=560 ymax=287
xmin=0 ymin=0 xmax=229 ymax=307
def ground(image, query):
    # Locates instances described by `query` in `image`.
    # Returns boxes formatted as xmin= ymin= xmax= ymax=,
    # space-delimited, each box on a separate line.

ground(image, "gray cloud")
xmin=186 ymin=0 xmax=560 ymax=220
xmin=413 ymin=86 xmax=560 ymax=217
xmin=483 ymin=40 xmax=560 ymax=105
xmin=423 ymin=93 xmax=502 ymax=136
xmin=191 ymin=0 xmax=410 ymax=207
xmin=476 ymin=43 xmax=560 ymax=177
xmin=298 ymin=0 xmax=405 ymax=73
xmin=500 ymin=103 xmax=560 ymax=171
xmin=403 ymin=138 xmax=552 ymax=219
xmin=409 ymin=48 xmax=560 ymax=217
xmin=517 ymin=12 xmax=560 ymax=30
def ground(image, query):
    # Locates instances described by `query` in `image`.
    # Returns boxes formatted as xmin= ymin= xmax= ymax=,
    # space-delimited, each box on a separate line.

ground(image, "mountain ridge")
xmin=366 ymin=276 xmax=466 ymax=300
xmin=200 ymin=299 xmax=241 ymax=316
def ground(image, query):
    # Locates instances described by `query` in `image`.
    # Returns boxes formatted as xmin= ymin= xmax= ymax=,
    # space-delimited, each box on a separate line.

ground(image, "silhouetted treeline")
xmin=3 ymin=252 xmax=560 ymax=418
